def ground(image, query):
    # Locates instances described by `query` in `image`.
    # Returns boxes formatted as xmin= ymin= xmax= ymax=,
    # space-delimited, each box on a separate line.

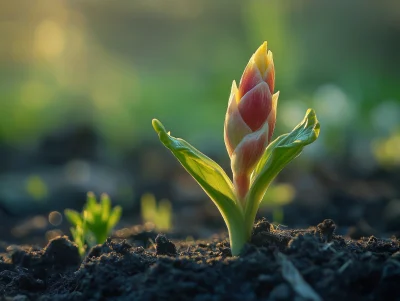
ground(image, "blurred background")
xmin=1 ymin=0 xmax=400 ymax=244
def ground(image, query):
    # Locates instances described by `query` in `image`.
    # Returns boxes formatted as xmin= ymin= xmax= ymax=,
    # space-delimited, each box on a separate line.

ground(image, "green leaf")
xmin=245 ymin=109 xmax=320 ymax=233
xmin=64 ymin=209 xmax=82 ymax=227
xmin=86 ymin=192 xmax=97 ymax=212
xmin=100 ymin=193 xmax=111 ymax=222
xmin=108 ymin=205 xmax=122 ymax=231
xmin=84 ymin=208 xmax=95 ymax=224
xmin=152 ymin=119 xmax=243 ymax=227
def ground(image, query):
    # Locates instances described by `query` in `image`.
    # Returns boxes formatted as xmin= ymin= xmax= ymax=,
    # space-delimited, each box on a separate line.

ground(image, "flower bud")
xmin=224 ymin=42 xmax=279 ymax=200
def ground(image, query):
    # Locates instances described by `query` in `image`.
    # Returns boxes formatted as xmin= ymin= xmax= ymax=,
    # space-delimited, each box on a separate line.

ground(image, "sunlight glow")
xmin=34 ymin=20 xmax=65 ymax=59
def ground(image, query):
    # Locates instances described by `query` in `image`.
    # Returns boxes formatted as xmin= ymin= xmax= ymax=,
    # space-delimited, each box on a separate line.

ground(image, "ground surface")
xmin=1 ymin=219 xmax=400 ymax=301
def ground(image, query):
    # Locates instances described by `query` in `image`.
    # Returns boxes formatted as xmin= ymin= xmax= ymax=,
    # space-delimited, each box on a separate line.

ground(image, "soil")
xmin=1 ymin=219 xmax=400 ymax=301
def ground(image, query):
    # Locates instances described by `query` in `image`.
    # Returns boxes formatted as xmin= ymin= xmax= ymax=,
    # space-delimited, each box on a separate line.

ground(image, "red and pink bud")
xmin=224 ymin=42 xmax=279 ymax=201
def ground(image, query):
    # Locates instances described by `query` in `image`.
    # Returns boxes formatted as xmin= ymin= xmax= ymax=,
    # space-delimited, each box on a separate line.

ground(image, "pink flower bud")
xmin=224 ymin=42 xmax=279 ymax=200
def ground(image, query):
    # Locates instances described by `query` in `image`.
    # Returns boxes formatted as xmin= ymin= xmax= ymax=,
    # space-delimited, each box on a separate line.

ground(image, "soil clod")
xmin=155 ymin=234 xmax=177 ymax=256
xmin=1 ymin=223 xmax=400 ymax=300
xmin=317 ymin=219 xmax=336 ymax=242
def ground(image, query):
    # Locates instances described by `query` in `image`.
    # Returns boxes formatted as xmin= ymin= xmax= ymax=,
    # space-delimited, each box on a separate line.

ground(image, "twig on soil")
xmin=271 ymin=223 xmax=288 ymax=231
xmin=278 ymin=253 xmax=322 ymax=301
xmin=338 ymin=259 xmax=352 ymax=274
xmin=149 ymin=238 xmax=157 ymax=250
xmin=321 ymin=242 xmax=336 ymax=253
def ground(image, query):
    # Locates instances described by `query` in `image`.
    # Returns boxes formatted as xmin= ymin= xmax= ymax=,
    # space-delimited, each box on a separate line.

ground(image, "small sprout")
xmin=372 ymin=130 xmax=400 ymax=168
xmin=65 ymin=192 xmax=122 ymax=256
xmin=70 ymin=219 xmax=87 ymax=257
xmin=141 ymin=193 xmax=172 ymax=232
xmin=152 ymin=42 xmax=320 ymax=255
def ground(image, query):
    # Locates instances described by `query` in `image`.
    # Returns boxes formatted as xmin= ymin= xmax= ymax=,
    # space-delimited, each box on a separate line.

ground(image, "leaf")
xmin=86 ymin=192 xmax=97 ymax=213
xmin=152 ymin=119 xmax=243 ymax=226
xmin=245 ymin=109 xmax=320 ymax=222
xmin=100 ymin=193 xmax=111 ymax=222
xmin=108 ymin=205 xmax=122 ymax=231
xmin=64 ymin=209 xmax=82 ymax=227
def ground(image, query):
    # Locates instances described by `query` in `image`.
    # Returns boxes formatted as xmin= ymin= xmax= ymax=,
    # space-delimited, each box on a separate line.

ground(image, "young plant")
xmin=65 ymin=192 xmax=122 ymax=255
xmin=68 ymin=212 xmax=87 ymax=257
xmin=152 ymin=42 xmax=320 ymax=255
xmin=141 ymin=193 xmax=172 ymax=231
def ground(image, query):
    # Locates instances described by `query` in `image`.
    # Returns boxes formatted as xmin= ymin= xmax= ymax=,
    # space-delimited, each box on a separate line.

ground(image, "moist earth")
xmin=1 ymin=219 xmax=400 ymax=301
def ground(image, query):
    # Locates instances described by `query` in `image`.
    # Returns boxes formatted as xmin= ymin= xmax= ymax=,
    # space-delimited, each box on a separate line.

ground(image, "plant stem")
xmin=227 ymin=218 xmax=248 ymax=256
xmin=219 ymin=203 xmax=248 ymax=256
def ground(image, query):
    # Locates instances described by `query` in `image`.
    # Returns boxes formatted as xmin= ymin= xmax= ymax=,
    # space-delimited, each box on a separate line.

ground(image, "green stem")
xmin=244 ymin=191 xmax=260 ymax=245
xmin=243 ymin=198 xmax=258 ymax=243
xmin=216 ymin=198 xmax=247 ymax=256
xmin=243 ymin=179 xmax=285 ymax=241
xmin=227 ymin=215 xmax=247 ymax=256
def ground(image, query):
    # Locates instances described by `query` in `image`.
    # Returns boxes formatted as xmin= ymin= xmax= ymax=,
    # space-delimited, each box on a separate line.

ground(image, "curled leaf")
xmin=244 ymin=109 xmax=320 ymax=234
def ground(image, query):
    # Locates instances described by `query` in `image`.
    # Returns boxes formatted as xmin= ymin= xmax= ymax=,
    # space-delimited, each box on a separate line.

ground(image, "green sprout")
xmin=152 ymin=42 xmax=320 ymax=255
xmin=141 ymin=193 xmax=172 ymax=231
xmin=65 ymin=192 xmax=122 ymax=256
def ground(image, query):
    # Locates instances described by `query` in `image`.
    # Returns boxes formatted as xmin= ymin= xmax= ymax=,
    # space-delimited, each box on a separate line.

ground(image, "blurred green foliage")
xmin=372 ymin=131 xmax=400 ymax=168
xmin=64 ymin=192 xmax=122 ymax=256
xmin=260 ymin=183 xmax=296 ymax=225
xmin=25 ymin=175 xmax=48 ymax=201
xmin=141 ymin=193 xmax=172 ymax=232
xmin=1 ymin=0 xmax=399 ymax=164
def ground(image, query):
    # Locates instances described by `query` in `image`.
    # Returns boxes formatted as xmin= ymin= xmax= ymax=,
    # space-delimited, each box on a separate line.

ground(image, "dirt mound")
xmin=1 ymin=220 xmax=400 ymax=301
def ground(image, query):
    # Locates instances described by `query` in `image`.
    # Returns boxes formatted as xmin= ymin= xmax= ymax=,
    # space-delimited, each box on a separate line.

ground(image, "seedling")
xmin=65 ymin=192 xmax=122 ymax=256
xmin=152 ymin=42 xmax=320 ymax=255
xmin=141 ymin=193 xmax=172 ymax=231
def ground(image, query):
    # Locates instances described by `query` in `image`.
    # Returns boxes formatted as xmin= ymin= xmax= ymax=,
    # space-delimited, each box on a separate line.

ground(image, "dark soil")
xmin=1 ymin=219 xmax=400 ymax=301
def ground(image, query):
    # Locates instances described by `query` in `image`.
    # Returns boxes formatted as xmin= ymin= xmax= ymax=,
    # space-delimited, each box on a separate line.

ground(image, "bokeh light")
xmin=0 ymin=0 xmax=399 ymax=243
